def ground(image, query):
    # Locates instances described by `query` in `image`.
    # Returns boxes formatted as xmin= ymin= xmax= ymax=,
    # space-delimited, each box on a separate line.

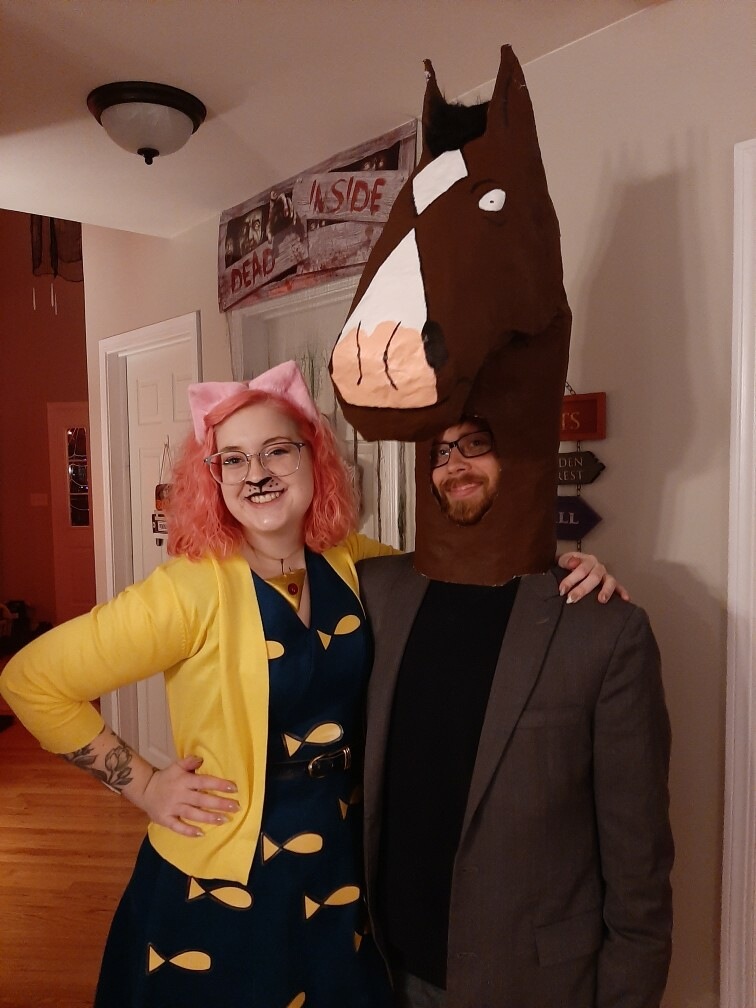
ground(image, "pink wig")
xmin=167 ymin=389 xmax=358 ymax=560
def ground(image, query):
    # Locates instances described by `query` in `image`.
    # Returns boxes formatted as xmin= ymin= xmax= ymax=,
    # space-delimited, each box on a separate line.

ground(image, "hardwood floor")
xmin=0 ymin=713 xmax=146 ymax=1007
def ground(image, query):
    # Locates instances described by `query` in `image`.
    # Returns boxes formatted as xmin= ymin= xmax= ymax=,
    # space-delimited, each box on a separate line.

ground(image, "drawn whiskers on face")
xmin=244 ymin=478 xmax=284 ymax=504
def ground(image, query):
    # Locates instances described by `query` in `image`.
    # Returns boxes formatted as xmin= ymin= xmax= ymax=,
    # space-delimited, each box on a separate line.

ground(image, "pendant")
xmin=265 ymin=568 xmax=307 ymax=612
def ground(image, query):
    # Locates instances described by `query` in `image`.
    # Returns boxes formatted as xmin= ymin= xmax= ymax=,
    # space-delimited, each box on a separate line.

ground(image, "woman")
xmin=0 ymin=362 xmax=619 ymax=1007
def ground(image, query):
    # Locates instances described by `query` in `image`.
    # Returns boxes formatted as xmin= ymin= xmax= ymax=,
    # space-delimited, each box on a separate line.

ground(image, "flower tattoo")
xmin=63 ymin=732 xmax=134 ymax=793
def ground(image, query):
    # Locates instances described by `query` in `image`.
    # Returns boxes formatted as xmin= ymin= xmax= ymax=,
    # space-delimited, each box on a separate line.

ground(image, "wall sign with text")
xmin=557 ymin=450 xmax=605 ymax=485
xmin=218 ymin=121 xmax=417 ymax=313
xmin=556 ymin=391 xmax=606 ymax=542
xmin=560 ymin=392 xmax=606 ymax=440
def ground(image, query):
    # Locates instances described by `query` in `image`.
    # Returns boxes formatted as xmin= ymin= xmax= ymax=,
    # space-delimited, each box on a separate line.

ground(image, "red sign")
xmin=560 ymin=393 xmax=606 ymax=441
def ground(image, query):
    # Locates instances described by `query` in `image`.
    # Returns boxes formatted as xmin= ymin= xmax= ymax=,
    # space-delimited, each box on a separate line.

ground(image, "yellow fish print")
xmin=147 ymin=944 xmax=211 ymax=973
xmin=186 ymin=877 xmax=253 ymax=910
xmin=354 ymin=918 xmax=371 ymax=952
xmin=261 ymin=831 xmax=323 ymax=863
xmin=339 ymin=785 xmax=363 ymax=819
xmin=266 ymin=640 xmax=285 ymax=660
xmin=316 ymin=613 xmax=361 ymax=650
xmin=283 ymin=722 xmax=343 ymax=757
xmin=303 ymin=884 xmax=360 ymax=920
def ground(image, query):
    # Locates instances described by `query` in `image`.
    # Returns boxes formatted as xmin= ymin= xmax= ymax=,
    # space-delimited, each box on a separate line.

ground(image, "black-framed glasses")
xmin=204 ymin=441 xmax=306 ymax=484
xmin=430 ymin=430 xmax=494 ymax=469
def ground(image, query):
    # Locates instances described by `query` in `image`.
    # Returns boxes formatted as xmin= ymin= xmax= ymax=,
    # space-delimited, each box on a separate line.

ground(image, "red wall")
xmin=0 ymin=209 xmax=88 ymax=625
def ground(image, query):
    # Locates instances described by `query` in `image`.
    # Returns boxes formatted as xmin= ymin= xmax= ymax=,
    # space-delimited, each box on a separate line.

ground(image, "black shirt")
xmin=378 ymin=577 xmax=519 ymax=988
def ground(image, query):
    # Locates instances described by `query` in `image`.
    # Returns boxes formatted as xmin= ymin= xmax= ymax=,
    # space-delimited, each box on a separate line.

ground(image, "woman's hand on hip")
xmin=138 ymin=755 xmax=240 ymax=837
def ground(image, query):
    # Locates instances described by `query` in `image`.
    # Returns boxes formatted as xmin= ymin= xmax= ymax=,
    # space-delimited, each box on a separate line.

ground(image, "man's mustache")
xmin=438 ymin=474 xmax=487 ymax=493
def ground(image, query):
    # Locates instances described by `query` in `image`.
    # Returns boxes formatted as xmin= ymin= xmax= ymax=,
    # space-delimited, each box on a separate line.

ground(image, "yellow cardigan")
xmin=0 ymin=533 xmax=396 ymax=883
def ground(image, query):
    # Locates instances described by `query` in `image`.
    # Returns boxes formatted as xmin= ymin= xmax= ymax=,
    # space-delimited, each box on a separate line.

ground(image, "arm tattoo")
xmin=62 ymin=733 xmax=135 ymax=793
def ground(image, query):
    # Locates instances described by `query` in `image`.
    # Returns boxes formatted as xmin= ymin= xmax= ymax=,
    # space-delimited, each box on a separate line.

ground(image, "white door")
xmin=126 ymin=341 xmax=196 ymax=767
xmin=98 ymin=313 xmax=201 ymax=767
xmin=46 ymin=402 xmax=96 ymax=624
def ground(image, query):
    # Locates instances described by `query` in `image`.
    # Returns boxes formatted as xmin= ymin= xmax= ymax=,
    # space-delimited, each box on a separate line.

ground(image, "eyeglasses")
xmin=204 ymin=441 xmax=306 ymax=484
xmin=430 ymin=430 xmax=494 ymax=469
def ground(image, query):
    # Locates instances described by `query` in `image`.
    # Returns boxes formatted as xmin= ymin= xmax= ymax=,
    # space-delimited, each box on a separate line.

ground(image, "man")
xmin=357 ymin=417 xmax=673 ymax=1008
xmin=328 ymin=44 xmax=673 ymax=1007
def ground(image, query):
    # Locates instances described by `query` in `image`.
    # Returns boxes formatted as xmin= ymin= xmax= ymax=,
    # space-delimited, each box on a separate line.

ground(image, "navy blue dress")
xmin=95 ymin=550 xmax=392 ymax=1007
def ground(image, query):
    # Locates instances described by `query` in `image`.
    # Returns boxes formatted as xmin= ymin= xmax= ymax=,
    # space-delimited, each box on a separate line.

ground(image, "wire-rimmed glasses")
xmin=430 ymin=430 xmax=494 ymax=469
xmin=204 ymin=441 xmax=306 ymax=484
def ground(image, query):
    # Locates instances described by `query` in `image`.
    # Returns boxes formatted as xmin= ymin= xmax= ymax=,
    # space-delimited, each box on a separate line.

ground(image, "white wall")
xmin=80 ymin=1 xmax=753 ymax=1003
xmin=81 ymin=215 xmax=231 ymax=601
xmin=529 ymin=3 xmax=752 ymax=1005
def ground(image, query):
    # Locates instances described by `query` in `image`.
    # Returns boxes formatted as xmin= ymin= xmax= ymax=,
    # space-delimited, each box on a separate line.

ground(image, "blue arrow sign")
xmin=555 ymin=495 xmax=602 ymax=540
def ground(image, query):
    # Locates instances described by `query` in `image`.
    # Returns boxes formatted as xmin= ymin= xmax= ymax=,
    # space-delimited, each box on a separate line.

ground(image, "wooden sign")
xmin=555 ymin=496 xmax=602 ymax=540
xmin=560 ymin=392 xmax=606 ymax=441
xmin=218 ymin=120 xmax=417 ymax=312
xmin=223 ymin=229 xmax=309 ymax=303
xmin=294 ymin=170 xmax=406 ymax=224
xmin=557 ymin=450 xmax=605 ymax=485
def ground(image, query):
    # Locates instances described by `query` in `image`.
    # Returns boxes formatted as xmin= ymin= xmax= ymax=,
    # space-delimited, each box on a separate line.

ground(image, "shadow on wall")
xmin=574 ymin=159 xmax=726 ymax=1006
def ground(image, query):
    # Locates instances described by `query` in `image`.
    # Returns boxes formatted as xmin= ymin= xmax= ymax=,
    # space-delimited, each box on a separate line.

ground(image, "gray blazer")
xmin=358 ymin=553 xmax=673 ymax=1008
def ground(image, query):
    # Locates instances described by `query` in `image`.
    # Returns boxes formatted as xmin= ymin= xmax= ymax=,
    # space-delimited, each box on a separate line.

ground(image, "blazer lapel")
xmin=362 ymin=555 xmax=428 ymax=890
xmin=364 ymin=556 xmax=429 ymax=911
xmin=364 ymin=555 xmax=428 ymax=785
xmin=459 ymin=570 xmax=564 ymax=840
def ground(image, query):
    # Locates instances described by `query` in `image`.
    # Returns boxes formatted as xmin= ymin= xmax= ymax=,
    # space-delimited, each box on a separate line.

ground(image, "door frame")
xmin=721 ymin=138 xmax=755 ymax=1007
xmin=96 ymin=312 xmax=201 ymax=738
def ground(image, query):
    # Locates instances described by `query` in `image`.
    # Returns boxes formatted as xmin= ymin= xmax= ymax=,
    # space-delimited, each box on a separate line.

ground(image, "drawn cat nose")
xmin=421 ymin=320 xmax=448 ymax=371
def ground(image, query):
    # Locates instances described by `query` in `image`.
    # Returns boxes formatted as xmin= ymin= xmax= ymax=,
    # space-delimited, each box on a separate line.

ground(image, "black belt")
xmin=268 ymin=746 xmax=352 ymax=779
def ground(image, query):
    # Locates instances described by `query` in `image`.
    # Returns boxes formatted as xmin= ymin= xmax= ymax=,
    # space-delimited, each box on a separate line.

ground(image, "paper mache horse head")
xmin=330 ymin=45 xmax=571 ymax=585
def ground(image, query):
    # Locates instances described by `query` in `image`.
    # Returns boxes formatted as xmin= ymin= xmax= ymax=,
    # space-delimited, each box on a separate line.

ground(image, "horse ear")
xmin=420 ymin=59 xmax=444 ymax=163
xmin=421 ymin=58 xmax=489 ymax=162
xmin=486 ymin=43 xmax=539 ymax=144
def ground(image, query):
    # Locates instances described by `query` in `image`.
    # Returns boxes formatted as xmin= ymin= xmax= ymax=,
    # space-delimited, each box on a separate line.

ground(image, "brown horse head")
xmin=330 ymin=46 xmax=571 ymax=584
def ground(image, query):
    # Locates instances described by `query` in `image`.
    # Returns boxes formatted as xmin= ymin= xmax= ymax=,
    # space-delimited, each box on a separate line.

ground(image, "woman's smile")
xmin=244 ymin=484 xmax=286 ymax=505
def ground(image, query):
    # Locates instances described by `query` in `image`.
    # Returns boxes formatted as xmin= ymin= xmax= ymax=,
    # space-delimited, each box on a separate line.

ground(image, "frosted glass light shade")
xmin=100 ymin=102 xmax=194 ymax=158
xmin=87 ymin=81 xmax=206 ymax=165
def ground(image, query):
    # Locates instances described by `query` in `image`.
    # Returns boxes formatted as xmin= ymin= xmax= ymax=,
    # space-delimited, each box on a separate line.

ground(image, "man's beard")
xmin=432 ymin=474 xmax=497 ymax=526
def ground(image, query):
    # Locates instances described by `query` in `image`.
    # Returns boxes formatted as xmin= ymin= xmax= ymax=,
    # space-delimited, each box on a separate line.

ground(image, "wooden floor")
xmin=0 ymin=712 xmax=146 ymax=1008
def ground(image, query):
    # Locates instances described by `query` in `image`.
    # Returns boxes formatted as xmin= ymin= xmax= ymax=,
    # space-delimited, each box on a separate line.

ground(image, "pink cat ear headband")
xmin=187 ymin=361 xmax=320 ymax=443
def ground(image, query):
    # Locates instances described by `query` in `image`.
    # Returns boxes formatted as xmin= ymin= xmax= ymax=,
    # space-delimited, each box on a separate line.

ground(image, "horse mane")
xmin=423 ymin=98 xmax=490 ymax=158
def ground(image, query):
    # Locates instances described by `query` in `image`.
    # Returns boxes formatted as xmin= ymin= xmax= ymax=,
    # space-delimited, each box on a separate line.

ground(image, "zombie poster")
xmin=218 ymin=120 xmax=416 ymax=312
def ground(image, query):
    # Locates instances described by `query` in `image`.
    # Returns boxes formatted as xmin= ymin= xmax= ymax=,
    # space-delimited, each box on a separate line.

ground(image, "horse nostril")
xmin=421 ymin=320 xmax=448 ymax=372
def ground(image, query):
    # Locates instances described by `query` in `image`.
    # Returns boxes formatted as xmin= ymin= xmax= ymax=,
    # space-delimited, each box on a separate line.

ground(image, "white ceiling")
xmin=0 ymin=0 xmax=655 ymax=238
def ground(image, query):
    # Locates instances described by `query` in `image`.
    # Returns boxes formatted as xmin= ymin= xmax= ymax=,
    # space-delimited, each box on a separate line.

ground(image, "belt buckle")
xmin=307 ymin=746 xmax=351 ymax=778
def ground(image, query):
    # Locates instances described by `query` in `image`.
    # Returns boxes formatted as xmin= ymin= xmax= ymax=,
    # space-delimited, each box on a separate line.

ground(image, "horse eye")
xmin=478 ymin=189 xmax=506 ymax=212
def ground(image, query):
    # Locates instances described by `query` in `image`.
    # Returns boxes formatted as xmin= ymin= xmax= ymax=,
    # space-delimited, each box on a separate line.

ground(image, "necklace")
xmin=247 ymin=542 xmax=307 ymax=612
xmin=248 ymin=540 xmax=303 ymax=574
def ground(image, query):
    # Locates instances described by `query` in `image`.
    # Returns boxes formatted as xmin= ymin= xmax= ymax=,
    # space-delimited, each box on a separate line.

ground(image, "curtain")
xmin=30 ymin=215 xmax=83 ymax=282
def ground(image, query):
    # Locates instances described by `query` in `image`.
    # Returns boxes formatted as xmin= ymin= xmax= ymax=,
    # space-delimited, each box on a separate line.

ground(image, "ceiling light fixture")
xmin=86 ymin=81 xmax=206 ymax=165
